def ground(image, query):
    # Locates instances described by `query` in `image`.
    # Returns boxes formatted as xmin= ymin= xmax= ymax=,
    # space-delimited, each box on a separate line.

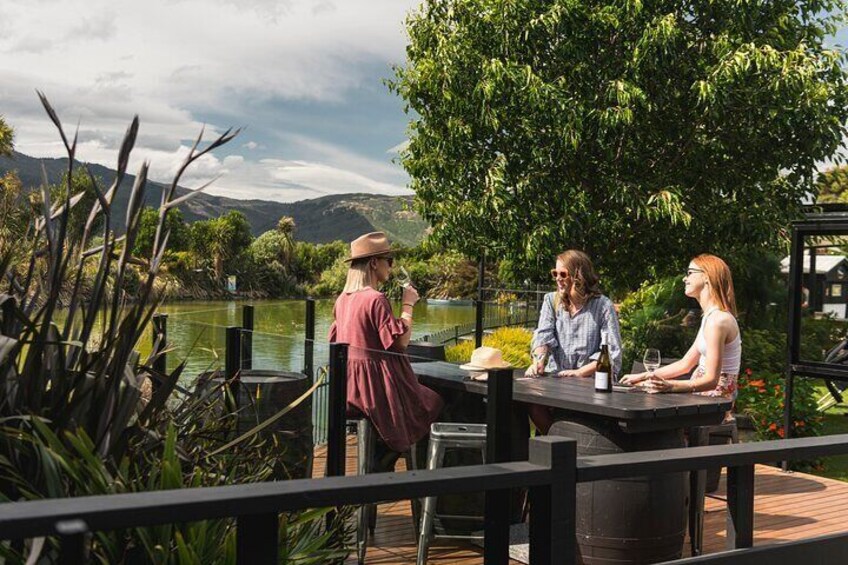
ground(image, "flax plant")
xmin=0 ymin=95 xmax=351 ymax=563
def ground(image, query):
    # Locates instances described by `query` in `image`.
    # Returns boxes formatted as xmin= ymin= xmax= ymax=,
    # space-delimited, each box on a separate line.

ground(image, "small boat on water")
xmin=426 ymin=298 xmax=475 ymax=306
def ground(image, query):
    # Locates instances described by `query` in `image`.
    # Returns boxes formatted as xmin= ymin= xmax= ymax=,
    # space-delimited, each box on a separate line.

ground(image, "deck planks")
xmin=313 ymin=437 xmax=848 ymax=564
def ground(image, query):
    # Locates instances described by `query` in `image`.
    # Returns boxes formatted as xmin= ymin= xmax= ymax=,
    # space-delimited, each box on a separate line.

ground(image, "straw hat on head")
xmin=459 ymin=346 xmax=512 ymax=371
xmin=345 ymin=231 xmax=393 ymax=262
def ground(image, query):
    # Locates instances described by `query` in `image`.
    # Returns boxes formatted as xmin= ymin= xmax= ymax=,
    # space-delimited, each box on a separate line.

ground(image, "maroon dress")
xmin=328 ymin=288 xmax=443 ymax=452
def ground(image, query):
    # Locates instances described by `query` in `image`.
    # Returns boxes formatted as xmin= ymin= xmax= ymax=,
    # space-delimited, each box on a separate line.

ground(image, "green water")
xmin=145 ymin=299 xmax=478 ymax=379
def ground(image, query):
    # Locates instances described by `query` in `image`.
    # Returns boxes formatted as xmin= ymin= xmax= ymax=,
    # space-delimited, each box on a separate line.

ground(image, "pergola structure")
xmin=785 ymin=205 xmax=848 ymax=461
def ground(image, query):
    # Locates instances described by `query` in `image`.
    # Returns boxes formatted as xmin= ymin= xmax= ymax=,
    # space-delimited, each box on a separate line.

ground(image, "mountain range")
xmin=0 ymin=151 xmax=428 ymax=246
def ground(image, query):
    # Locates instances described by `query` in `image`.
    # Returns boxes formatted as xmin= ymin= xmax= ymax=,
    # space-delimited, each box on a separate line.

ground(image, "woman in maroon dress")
xmin=328 ymin=232 xmax=443 ymax=467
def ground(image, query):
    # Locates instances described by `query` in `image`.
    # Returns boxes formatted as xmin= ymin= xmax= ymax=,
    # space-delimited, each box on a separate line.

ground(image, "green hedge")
xmin=446 ymin=327 xmax=533 ymax=369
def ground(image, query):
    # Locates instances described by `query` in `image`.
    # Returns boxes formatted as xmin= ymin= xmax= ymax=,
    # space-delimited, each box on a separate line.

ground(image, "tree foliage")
xmin=190 ymin=211 xmax=253 ymax=279
xmin=48 ymin=169 xmax=105 ymax=242
xmin=0 ymin=115 xmax=13 ymax=157
xmin=392 ymin=0 xmax=848 ymax=293
xmin=134 ymin=206 xmax=190 ymax=258
xmin=816 ymin=165 xmax=848 ymax=203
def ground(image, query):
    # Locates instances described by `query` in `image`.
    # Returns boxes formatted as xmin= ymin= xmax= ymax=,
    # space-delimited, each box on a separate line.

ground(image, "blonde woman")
xmin=621 ymin=254 xmax=741 ymax=415
xmin=525 ymin=250 xmax=623 ymax=433
xmin=328 ymin=232 xmax=443 ymax=466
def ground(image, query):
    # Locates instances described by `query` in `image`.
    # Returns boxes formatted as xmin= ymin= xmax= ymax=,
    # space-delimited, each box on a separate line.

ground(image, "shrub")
xmin=445 ymin=327 xmax=533 ymax=369
xmin=0 ymin=96 xmax=349 ymax=563
xmin=736 ymin=368 xmax=823 ymax=446
xmin=618 ymin=277 xmax=696 ymax=372
xmin=308 ymin=255 xmax=349 ymax=297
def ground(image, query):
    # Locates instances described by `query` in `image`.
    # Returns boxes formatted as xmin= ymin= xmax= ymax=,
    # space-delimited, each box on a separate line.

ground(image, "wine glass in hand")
xmin=402 ymin=283 xmax=419 ymax=307
xmin=643 ymin=348 xmax=661 ymax=375
xmin=397 ymin=265 xmax=412 ymax=288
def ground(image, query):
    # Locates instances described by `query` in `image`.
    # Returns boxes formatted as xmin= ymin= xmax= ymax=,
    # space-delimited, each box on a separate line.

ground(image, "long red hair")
xmin=692 ymin=254 xmax=737 ymax=316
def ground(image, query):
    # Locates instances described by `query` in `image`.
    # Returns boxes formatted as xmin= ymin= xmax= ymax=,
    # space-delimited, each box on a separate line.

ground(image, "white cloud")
xmin=386 ymin=140 xmax=409 ymax=154
xmin=0 ymin=0 xmax=420 ymax=202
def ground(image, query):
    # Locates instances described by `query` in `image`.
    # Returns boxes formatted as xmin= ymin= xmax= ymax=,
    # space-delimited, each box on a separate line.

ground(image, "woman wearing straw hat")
xmin=328 ymin=232 xmax=443 ymax=468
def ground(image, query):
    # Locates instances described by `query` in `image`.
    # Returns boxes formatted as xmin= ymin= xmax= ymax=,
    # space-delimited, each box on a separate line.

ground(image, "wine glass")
xmin=396 ymin=265 xmax=412 ymax=288
xmin=643 ymin=348 xmax=661 ymax=374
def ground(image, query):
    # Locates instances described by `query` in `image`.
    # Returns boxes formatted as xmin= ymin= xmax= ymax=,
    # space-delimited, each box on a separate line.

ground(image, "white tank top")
xmin=697 ymin=308 xmax=741 ymax=375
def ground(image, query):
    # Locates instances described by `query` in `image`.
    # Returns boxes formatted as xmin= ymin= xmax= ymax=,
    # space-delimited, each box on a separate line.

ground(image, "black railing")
xmin=5 ymin=434 xmax=848 ymax=564
xmin=416 ymin=308 xmax=540 ymax=346
xmin=0 ymin=437 xmax=574 ymax=565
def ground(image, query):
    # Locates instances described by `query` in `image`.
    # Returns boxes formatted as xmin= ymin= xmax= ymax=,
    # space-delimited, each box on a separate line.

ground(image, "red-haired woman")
xmin=621 ymin=254 xmax=741 ymax=415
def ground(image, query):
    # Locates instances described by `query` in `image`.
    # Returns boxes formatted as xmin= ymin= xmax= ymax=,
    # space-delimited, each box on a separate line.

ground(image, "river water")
xmin=145 ymin=299 xmax=478 ymax=379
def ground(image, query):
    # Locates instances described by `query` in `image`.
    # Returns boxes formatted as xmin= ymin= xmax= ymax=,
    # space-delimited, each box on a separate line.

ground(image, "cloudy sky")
xmin=2 ymin=1 xmax=847 ymax=203
xmin=0 ymin=0 xmax=420 ymax=202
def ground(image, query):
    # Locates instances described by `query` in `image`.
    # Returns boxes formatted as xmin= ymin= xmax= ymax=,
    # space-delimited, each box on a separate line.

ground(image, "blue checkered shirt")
xmin=531 ymin=293 xmax=623 ymax=376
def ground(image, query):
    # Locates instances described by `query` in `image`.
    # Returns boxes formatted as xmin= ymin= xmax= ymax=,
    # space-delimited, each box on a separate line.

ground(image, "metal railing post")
xmin=57 ymin=519 xmax=88 ymax=565
xmin=241 ymin=305 xmax=254 ymax=370
xmin=0 ymin=295 xmax=15 ymax=337
xmin=784 ymin=226 xmax=804 ymax=468
xmin=726 ymin=464 xmax=755 ymax=549
xmin=529 ymin=436 xmax=577 ymax=565
xmin=226 ymin=326 xmax=242 ymax=417
xmin=484 ymin=367 xmax=514 ymax=565
xmin=808 ymin=246 xmax=817 ymax=314
xmin=304 ymin=298 xmax=315 ymax=379
xmin=476 ymin=252 xmax=485 ymax=347
xmin=326 ymin=342 xmax=348 ymax=478
xmin=475 ymin=299 xmax=485 ymax=348
xmin=152 ymin=313 xmax=167 ymax=389
xmin=237 ymin=513 xmax=278 ymax=564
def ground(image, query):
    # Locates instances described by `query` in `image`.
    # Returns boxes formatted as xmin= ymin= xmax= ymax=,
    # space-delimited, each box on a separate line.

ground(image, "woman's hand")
xmin=556 ymin=370 xmax=582 ymax=378
xmin=641 ymin=375 xmax=672 ymax=393
xmin=402 ymin=284 xmax=420 ymax=306
xmin=524 ymin=365 xmax=538 ymax=378
xmin=530 ymin=346 xmax=548 ymax=375
xmin=620 ymin=372 xmax=649 ymax=385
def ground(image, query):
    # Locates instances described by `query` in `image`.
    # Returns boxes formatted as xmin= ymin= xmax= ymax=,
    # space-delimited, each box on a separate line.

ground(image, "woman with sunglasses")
xmin=525 ymin=250 xmax=622 ymax=433
xmin=621 ymin=254 xmax=741 ymax=414
xmin=329 ymin=232 xmax=443 ymax=469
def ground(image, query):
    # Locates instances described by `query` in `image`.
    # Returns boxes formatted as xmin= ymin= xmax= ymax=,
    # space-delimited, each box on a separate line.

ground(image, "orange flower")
xmin=777 ymin=427 xmax=785 ymax=438
xmin=769 ymin=423 xmax=777 ymax=431
xmin=748 ymin=379 xmax=765 ymax=387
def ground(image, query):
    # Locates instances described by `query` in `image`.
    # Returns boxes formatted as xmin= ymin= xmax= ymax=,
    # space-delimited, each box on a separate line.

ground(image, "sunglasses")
xmin=685 ymin=268 xmax=704 ymax=277
xmin=377 ymin=256 xmax=394 ymax=266
xmin=550 ymin=269 xmax=571 ymax=279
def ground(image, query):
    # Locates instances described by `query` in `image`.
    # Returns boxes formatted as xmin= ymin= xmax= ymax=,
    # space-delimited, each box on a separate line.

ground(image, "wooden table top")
xmin=412 ymin=361 xmax=733 ymax=432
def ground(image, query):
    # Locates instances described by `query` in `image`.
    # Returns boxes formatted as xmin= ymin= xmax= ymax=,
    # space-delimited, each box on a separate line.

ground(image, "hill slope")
xmin=0 ymin=151 xmax=427 ymax=245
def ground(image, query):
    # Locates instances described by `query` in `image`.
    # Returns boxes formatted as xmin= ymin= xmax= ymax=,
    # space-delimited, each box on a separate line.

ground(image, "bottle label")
xmin=595 ymin=371 xmax=609 ymax=390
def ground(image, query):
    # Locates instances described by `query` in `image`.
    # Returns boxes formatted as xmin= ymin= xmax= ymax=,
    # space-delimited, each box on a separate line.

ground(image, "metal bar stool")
xmin=351 ymin=417 xmax=419 ymax=565
xmin=689 ymin=419 xmax=739 ymax=556
xmin=416 ymin=422 xmax=487 ymax=565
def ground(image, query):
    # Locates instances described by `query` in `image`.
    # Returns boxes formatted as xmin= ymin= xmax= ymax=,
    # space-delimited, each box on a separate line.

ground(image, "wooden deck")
xmin=313 ymin=437 xmax=848 ymax=563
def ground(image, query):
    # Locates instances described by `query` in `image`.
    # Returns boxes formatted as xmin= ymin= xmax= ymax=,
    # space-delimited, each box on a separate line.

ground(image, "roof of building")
xmin=780 ymin=254 xmax=848 ymax=275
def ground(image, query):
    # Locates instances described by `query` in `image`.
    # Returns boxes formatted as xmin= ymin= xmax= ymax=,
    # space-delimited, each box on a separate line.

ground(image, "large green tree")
xmin=49 ymin=169 xmax=104 ymax=242
xmin=0 ymin=117 xmax=28 ymax=247
xmin=393 ymin=0 xmax=848 ymax=292
xmin=191 ymin=211 xmax=253 ymax=279
xmin=133 ymin=206 xmax=190 ymax=258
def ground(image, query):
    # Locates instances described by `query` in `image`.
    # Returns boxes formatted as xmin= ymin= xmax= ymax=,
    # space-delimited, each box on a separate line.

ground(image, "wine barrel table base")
xmin=198 ymin=370 xmax=314 ymax=480
xmin=551 ymin=417 xmax=687 ymax=565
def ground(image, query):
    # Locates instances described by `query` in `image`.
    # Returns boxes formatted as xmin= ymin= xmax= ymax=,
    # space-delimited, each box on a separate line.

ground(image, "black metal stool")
xmin=351 ymin=417 xmax=418 ymax=565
